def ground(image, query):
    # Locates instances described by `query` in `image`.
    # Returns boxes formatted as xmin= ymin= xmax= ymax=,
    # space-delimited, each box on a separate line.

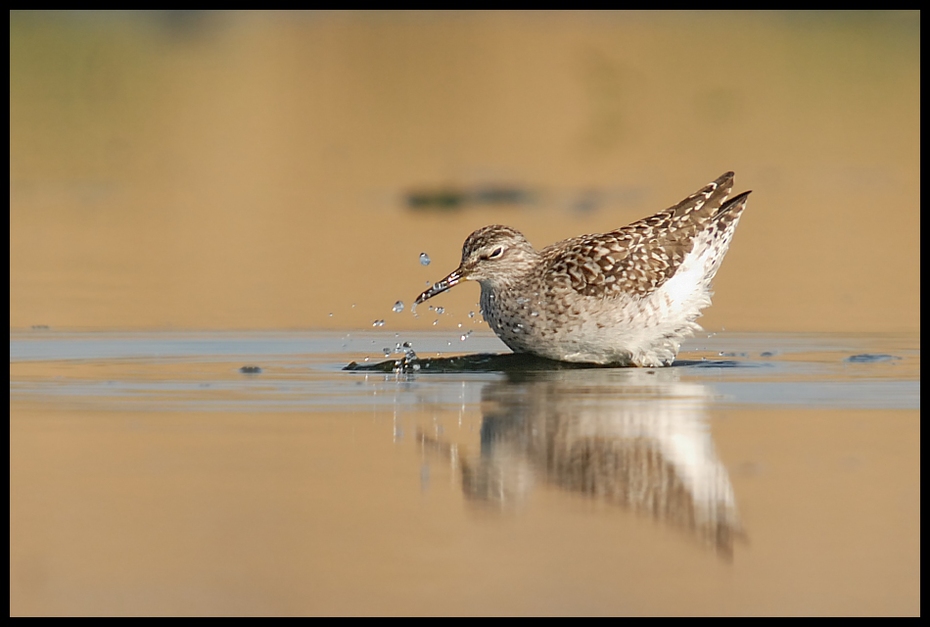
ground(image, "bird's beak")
xmin=415 ymin=267 xmax=464 ymax=305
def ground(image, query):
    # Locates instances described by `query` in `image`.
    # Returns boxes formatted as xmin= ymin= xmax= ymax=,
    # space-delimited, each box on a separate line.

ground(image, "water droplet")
xmin=460 ymin=331 xmax=472 ymax=341
xmin=530 ymin=311 xmax=539 ymax=317
xmin=351 ymin=304 xmax=356 ymax=308
xmin=328 ymin=313 xmax=333 ymax=317
xmin=363 ymin=357 xmax=370 ymax=362
xmin=383 ymin=348 xmax=391 ymax=356
xmin=432 ymin=320 xmax=439 ymax=326
xmin=372 ymin=319 xmax=385 ymax=327
xmin=419 ymin=253 xmax=431 ymax=266
xmin=457 ymin=323 xmax=462 ymax=328
xmin=436 ymin=307 xmax=445 ymax=315
xmin=392 ymin=301 xmax=404 ymax=313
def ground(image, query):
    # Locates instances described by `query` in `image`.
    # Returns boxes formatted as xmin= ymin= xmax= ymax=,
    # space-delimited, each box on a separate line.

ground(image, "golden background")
xmin=10 ymin=12 xmax=920 ymax=334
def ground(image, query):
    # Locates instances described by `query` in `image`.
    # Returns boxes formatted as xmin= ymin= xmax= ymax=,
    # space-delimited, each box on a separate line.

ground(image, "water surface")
xmin=10 ymin=330 xmax=919 ymax=615
xmin=10 ymin=12 xmax=919 ymax=616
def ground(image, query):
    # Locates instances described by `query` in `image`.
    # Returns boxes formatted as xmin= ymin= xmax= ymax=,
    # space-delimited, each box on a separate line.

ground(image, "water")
xmin=9 ymin=330 xmax=919 ymax=614
xmin=12 ymin=331 xmax=917 ymax=412
xmin=9 ymin=12 xmax=918 ymax=615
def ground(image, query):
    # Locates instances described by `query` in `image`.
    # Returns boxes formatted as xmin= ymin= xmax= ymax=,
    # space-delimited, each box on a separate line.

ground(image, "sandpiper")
xmin=415 ymin=172 xmax=750 ymax=367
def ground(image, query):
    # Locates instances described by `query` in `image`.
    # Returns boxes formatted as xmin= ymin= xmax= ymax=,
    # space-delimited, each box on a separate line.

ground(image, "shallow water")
xmin=10 ymin=11 xmax=920 ymax=616
xmin=10 ymin=330 xmax=920 ymax=615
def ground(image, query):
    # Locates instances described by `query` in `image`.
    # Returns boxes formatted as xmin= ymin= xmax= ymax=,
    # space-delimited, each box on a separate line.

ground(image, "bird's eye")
xmin=488 ymin=246 xmax=504 ymax=259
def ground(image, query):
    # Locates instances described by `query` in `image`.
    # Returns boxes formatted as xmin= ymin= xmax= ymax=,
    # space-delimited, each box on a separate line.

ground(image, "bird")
xmin=415 ymin=172 xmax=750 ymax=367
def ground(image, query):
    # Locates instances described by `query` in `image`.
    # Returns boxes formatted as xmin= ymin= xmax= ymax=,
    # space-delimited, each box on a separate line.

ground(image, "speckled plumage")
xmin=416 ymin=172 xmax=750 ymax=366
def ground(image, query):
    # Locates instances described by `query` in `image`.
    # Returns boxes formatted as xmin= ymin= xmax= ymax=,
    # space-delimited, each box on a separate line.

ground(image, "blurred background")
xmin=10 ymin=11 xmax=920 ymax=334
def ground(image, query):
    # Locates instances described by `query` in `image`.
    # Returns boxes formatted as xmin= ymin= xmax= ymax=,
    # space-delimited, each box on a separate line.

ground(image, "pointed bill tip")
xmin=415 ymin=269 xmax=463 ymax=305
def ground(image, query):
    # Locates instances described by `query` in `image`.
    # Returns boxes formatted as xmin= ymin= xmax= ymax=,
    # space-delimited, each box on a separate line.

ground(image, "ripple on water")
xmin=8 ymin=331 xmax=920 ymax=411
xmin=845 ymin=353 xmax=901 ymax=363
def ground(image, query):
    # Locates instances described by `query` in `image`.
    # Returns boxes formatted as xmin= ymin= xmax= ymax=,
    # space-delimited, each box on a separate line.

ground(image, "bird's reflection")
xmin=418 ymin=368 xmax=744 ymax=557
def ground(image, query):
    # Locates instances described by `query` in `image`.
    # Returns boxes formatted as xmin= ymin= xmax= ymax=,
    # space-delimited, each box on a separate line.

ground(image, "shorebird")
xmin=415 ymin=172 xmax=750 ymax=366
